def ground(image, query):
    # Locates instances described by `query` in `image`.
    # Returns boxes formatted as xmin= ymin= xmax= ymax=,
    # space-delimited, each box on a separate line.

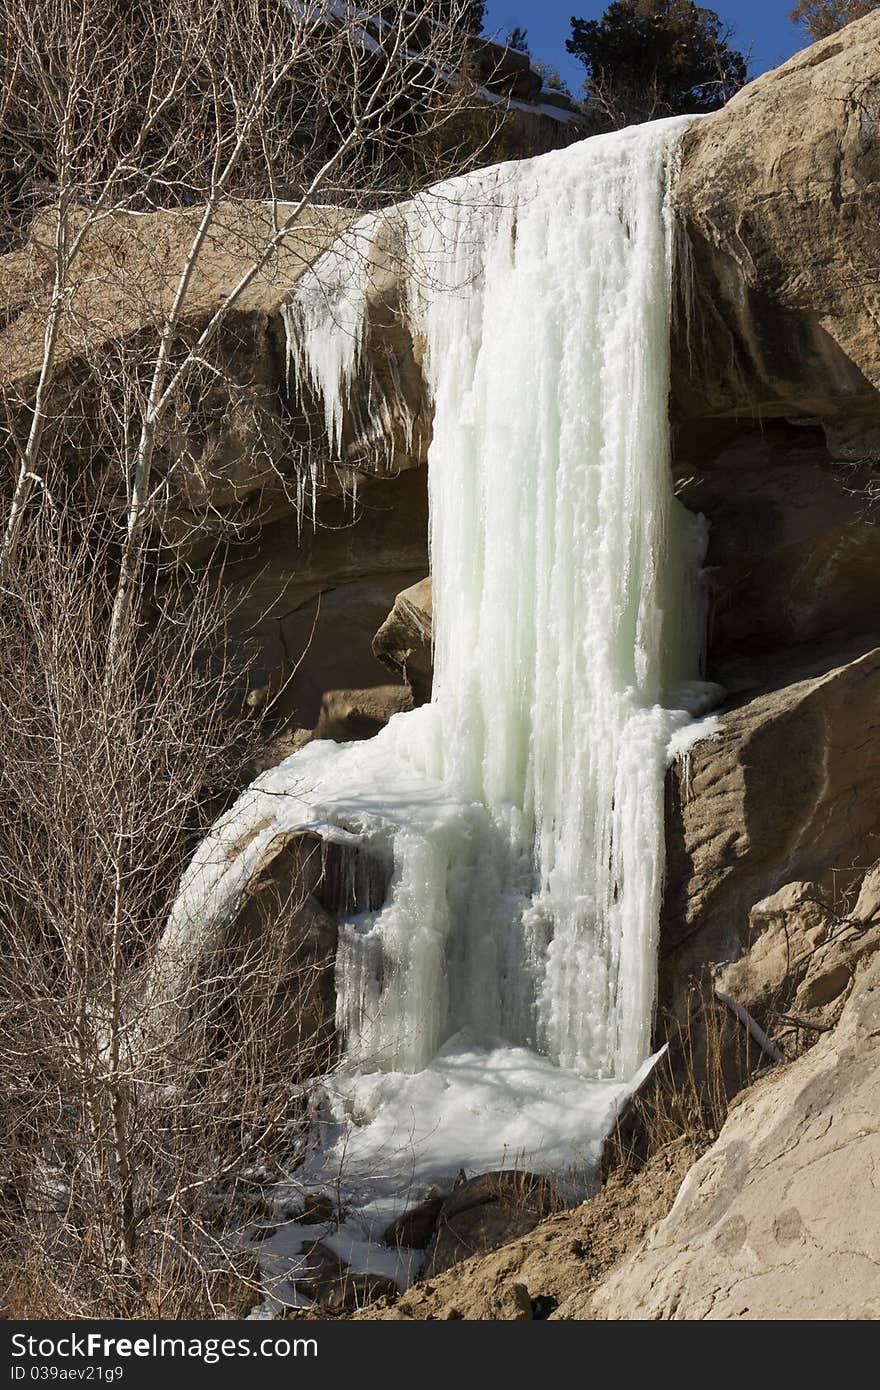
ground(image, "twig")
xmin=777 ymin=1011 xmax=833 ymax=1034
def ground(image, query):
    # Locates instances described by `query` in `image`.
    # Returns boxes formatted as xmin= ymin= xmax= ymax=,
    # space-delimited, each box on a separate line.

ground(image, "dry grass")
xmin=602 ymin=981 xmax=769 ymax=1180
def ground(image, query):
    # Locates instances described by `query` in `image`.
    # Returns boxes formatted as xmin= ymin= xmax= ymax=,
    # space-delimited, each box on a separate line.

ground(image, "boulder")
xmin=213 ymin=830 xmax=339 ymax=1064
xmin=314 ymin=685 xmax=412 ymax=741
xmin=583 ymin=953 xmax=880 ymax=1320
xmin=145 ymin=828 xmax=339 ymax=1066
xmin=423 ymin=1171 xmax=559 ymax=1279
xmin=372 ymin=575 xmax=433 ymax=704
xmin=296 ymin=1242 xmax=398 ymax=1312
xmin=383 ymin=1193 xmax=444 ymax=1250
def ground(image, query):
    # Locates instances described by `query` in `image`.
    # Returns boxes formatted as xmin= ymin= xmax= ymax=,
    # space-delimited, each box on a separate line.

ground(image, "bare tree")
xmin=0 ymin=0 xmax=494 ymax=663
xmin=789 ymin=0 xmax=877 ymax=40
xmin=0 ymin=0 xmax=501 ymax=1317
xmin=0 ymin=500 xmax=342 ymax=1316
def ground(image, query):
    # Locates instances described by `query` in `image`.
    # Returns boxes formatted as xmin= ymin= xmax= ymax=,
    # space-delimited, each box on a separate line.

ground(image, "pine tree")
xmin=413 ymin=0 xmax=486 ymax=33
xmin=567 ymin=0 xmax=747 ymax=128
xmin=506 ymin=24 xmax=530 ymax=52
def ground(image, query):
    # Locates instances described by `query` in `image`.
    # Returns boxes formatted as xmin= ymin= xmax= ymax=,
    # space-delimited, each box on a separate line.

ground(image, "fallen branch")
xmin=714 ymin=990 xmax=784 ymax=1064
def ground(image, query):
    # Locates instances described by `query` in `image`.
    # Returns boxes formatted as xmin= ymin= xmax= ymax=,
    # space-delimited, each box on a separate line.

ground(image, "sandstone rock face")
xmin=5 ymin=18 xmax=878 ymax=762
xmin=206 ymin=15 xmax=880 ymax=1053
xmin=224 ymin=469 xmax=428 ymax=739
xmin=667 ymin=28 xmax=880 ymax=1027
xmin=0 ymin=203 xmax=430 ymax=744
xmin=0 ymin=203 xmax=351 ymax=514
xmin=716 ymin=875 xmax=880 ymax=1025
xmin=328 ymin=23 xmax=880 ymax=1320
xmin=674 ymin=420 xmax=880 ymax=684
xmin=668 ymin=17 xmax=880 ymax=922
xmin=661 ymin=640 xmax=880 ymax=1022
xmin=583 ymin=955 xmax=880 ymax=1320
xmin=4 ymin=28 xmax=880 ymax=1278
xmin=674 ymin=12 xmax=880 ymax=426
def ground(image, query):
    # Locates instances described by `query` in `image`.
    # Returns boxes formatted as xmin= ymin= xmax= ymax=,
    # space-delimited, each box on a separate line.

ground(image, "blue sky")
xmin=482 ymin=2 xmax=810 ymax=92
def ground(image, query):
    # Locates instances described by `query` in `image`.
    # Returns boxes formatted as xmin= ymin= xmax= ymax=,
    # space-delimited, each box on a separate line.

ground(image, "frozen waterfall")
xmin=163 ymin=117 xmax=710 ymax=1236
xmin=283 ymin=114 xmax=706 ymax=1077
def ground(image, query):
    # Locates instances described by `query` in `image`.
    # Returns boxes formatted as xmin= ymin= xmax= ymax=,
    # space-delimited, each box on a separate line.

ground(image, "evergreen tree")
xmin=415 ymin=0 xmax=486 ymax=33
xmin=567 ymin=0 xmax=747 ymax=127
xmin=506 ymin=24 xmax=530 ymax=52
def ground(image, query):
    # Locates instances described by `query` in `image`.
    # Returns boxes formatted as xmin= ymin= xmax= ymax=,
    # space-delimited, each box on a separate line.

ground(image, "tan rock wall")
xmin=583 ymin=954 xmax=880 ymax=1320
